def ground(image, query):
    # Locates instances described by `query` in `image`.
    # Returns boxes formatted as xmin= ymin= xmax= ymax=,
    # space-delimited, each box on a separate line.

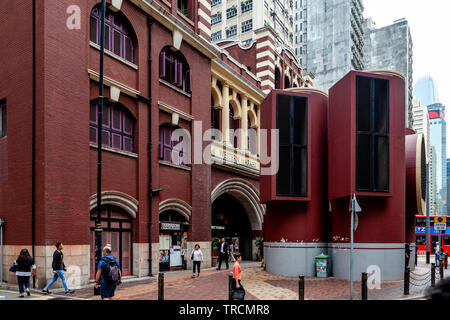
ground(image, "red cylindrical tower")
xmin=261 ymin=88 xmax=328 ymax=277
xmin=328 ymin=70 xmax=406 ymax=280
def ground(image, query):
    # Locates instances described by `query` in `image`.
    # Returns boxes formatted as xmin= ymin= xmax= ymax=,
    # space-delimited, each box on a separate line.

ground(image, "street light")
xmin=94 ymin=0 xmax=107 ymax=296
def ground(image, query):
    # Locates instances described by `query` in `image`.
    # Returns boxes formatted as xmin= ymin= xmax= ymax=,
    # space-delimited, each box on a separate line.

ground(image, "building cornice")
xmin=129 ymin=0 xmax=220 ymax=59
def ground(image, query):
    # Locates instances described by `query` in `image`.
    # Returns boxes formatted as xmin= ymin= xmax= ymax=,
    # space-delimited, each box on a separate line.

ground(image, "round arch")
xmin=159 ymin=199 xmax=192 ymax=222
xmin=211 ymin=178 xmax=265 ymax=231
xmin=211 ymin=79 xmax=223 ymax=109
xmin=90 ymin=191 xmax=138 ymax=219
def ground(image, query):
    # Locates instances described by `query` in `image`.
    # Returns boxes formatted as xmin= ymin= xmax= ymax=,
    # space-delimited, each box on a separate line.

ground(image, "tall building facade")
xmin=414 ymin=75 xmax=439 ymax=107
xmin=428 ymin=103 xmax=447 ymax=216
xmin=447 ymin=159 xmax=450 ymax=216
xmin=293 ymin=0 xmax=365 ymax=92
xmin=430 ymin=147 xmax=438 ymax=215
xmin=412 ymin=98 xmax=432 ymax=214
xmin=363 ymin=18 xmax=414 ymax=128
xmin=211 ymin=0 xmax=294 ymax=50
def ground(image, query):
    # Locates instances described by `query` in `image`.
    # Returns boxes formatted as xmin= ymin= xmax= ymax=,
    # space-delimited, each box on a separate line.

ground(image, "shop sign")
xmin=161 ymin=222 xmax=181 ymax=231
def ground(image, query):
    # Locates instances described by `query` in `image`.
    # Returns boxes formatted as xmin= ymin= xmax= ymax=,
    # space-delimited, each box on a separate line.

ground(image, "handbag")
xmin=9 ymin=262 xmax=18 ymax=273
xmin=231 ymin=287 xmax=245 ymax=300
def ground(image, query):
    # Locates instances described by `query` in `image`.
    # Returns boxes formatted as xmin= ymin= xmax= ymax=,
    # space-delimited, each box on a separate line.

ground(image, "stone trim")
xmin=90 ymin=191 xmax=139 ymax=219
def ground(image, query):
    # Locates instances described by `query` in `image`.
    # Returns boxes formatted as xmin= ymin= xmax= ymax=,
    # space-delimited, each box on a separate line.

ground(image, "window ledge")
xmin=161 ymin=0 xmax=172 ymax=8
xmin=159 ymin=160 xmax=191 ymax=172
xmin=90 ymin=42 xmax=138 ymax=70
xmin=159 ymin=78 xmax=192 ymax=98
xmin=177 ymin=11 xmax=195 ymax=27
xmin=90 ymin=142 xmax=138 ymax=159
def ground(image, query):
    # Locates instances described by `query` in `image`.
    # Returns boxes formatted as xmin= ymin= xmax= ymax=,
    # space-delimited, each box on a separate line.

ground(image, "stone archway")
xmin=211 ymin=178 xmax=265 ymax=231
xmin=211 ymin=178 xmax=265 ymax=261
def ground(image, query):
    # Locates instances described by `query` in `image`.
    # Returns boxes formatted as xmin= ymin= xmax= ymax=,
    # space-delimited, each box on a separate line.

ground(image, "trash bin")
xmin=315 ymin=254 xmax=329 ymax=278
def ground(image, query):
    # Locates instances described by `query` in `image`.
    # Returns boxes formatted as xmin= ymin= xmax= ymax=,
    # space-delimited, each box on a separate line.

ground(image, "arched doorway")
xmin=212 ymin=194 xmax=253 ymax=260
xmin=211 ymin=178 xmax=265 ymax=262
xmin=89 ymin=206 xmax=133 ymax=279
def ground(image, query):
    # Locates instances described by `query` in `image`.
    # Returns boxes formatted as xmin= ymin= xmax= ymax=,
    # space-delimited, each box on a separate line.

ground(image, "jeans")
xmin=44 ymin=270 xmax=69 ymax=291
xmin=193 ymin=261 xmax=201 ymax=274
xmin=436 ymin=255 xmax=440 ymax=268
xmin=17 ymin=276 xmax=30 ymax=294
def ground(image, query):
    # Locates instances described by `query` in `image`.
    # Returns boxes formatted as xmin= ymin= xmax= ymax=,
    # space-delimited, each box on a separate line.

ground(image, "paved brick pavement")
xmin=46 ymin=259 xmax=447 ymax=301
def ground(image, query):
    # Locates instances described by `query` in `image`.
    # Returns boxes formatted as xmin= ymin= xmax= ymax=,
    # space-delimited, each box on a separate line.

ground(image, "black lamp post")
xmin=94 ymin=0 xmax=106 ymax=296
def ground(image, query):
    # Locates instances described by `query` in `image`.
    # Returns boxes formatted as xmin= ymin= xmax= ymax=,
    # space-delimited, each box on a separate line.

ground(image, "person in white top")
xmin=191 ymin=244 xmax=204 ymax=278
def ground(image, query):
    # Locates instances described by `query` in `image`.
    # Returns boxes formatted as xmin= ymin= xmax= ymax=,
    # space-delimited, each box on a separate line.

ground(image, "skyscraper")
xmin=428 ymin=103 xmax=447 ymax=216
xmin=363 ymin=18 xmax=414 ymax=128
xmin=295 ymin=0 xmax=365 ymax=92
xmin=414 ymin=75 xmax=439 ymax=107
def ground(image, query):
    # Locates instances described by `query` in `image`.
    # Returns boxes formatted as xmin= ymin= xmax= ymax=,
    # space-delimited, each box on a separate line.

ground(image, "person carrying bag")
xmin=230 ymin=252 xmax=245 ymax=300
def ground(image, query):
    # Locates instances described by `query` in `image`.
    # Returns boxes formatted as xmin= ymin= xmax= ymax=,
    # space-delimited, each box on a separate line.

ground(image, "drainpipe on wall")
xmin=147 ymin=16 xmax=154 ymax=277
xmin=0 ymin=217 xmax=4 ymax=284
xmin=31 ymin=0 xmax=36 ymax=289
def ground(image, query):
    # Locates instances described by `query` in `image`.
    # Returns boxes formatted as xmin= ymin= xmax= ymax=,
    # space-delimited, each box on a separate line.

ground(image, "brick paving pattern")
xmin=67 ymin=261 xmax=439 ymax=300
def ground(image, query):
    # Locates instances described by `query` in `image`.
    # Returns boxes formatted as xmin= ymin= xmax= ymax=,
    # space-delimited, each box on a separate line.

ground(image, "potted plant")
xmin=255 ymin=237 xmax=264 ymax=261
xmin=211 ymin=237 xmax=220 ymax=266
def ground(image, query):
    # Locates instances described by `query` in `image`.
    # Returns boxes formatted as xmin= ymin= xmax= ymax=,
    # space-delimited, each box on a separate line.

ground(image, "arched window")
xmin=275 ymin=68 xmax=281 ymax=89
xmin=284 ymin=76 xmax=290 ymax=88
xmin=159 ymin=47 xmax=192 ymax=93
xmin=90 ymin=5 xmax=136 ymax=63
xmin=89 ymin=100 xmax=135 ymax=153
xmin=248 ymin=115 xmax=257 ymax=155
xmin=211 ymin=96 xmax=222 ymax=141
xmin=229 ymin=106 xmax=240 ymax=149
xmin=159 ymin=123 xmax=190 ymax=166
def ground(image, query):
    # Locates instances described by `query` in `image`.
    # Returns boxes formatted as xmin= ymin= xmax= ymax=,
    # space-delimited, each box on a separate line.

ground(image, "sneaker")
xmin=192 ymin=274 xmax=196 ymax=278
xmin=19 ymin=295 xmax=24 ymax=298
xmin=26 ymin=290 xmax=30 ymax=296
xmin=65 ymin=290 xmax=75 ymax=294
xmin=42 ymin=289 xmax=51 ymax=294
xmin=197 ymin=274 xmax=200 ymax=278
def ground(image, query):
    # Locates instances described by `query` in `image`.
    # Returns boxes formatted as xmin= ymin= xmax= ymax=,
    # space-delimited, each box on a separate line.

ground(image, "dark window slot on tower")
xmin=356 ymin=76 xmax=390 ymax=192
xmin=276 ymin=94 xmax=308 ymax=197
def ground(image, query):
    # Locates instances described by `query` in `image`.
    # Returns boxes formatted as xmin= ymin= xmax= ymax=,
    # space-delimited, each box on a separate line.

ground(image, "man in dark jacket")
xmin=42 ymin=242 xmax=74 ymax=294
xmin=216 ymin=238 xmax=229 ymax=270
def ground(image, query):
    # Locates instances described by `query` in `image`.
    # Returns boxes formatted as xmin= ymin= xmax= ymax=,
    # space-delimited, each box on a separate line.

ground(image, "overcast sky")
xmin=364 ymin=0 xmax=450 ymax=154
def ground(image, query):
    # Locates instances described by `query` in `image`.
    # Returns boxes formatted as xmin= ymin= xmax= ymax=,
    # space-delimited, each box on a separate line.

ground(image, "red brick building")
xmin=1 ymin=0 xmax=302 ymax=287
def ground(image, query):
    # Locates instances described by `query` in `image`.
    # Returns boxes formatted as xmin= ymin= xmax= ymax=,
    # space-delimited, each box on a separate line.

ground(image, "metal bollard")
xmin=446 ymin=254 xmax=448 ymax=270
xmin=403 ymin=268 xmax=410 ymax=296
xmin=362 ymin=273 xmax=368 ymax=300
xmin=228 ymin=274 xmax=233 ymax=300
xmin=440 ymin=260 xmax=444 ymax=280
xmin=415 ymin=249 xmax=418 ymax=267
xmin=426 ymin=251 xmax=430 ymax=264
xmin=158 ymin=272 xmax=164 ymax=300
xmin=431 ymin=263 xmax=436 ymax=287
xmin=298 ymin=276 xmax=305 ymax=300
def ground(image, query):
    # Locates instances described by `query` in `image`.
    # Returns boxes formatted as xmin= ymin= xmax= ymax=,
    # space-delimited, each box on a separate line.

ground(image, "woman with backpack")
xmin=191 ymin=244 xmax=203 ymax=278
xmin=13 ymin=249 xmax=36 ymax=298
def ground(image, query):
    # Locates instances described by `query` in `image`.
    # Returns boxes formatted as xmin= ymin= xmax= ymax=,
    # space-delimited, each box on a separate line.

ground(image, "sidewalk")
xmin=2 ymin=259 xmax=440 ymax=300
xmin=66 ymin=260 xmax=432 ymax=300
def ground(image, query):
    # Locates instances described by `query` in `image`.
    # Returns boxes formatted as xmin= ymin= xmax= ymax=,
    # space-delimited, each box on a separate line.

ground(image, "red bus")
xmin=415 ymin=215 xmax=450 ymax=255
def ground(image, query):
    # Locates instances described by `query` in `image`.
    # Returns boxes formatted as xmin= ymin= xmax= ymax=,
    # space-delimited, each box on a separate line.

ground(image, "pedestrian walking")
xmin=191 ymin=244 xmax=203 ymax=278
xmin=231 ymin=252 xmax=245 ymax=300
xmin=42 ymin=242 xmax=74 ymax=294
xmin=229 ymin=241 xmax=235 ymax=263
xmin=216 ymin=238 xmax=229 ymax=270
xmin=435 ymin=243 xmax=441 ymax=268
xmin=94 ymin=245 xmax=122 ymax=300
xmin=13 ymin=249 xmax=36 ymax=298
xmin=405 ymin=241 xmax=411 ymax=268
